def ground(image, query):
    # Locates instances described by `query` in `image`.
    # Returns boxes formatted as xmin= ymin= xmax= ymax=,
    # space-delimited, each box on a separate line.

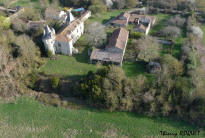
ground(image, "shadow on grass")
xmin=102 ymin=16 xmax=115 ymax=24
xmin=123 ymin=61 xmax=147 ymax=77
xmin=73 ymin=47 xmax=90 ymax=64
xmin=86 ymin=108 xmax=204 ymax=132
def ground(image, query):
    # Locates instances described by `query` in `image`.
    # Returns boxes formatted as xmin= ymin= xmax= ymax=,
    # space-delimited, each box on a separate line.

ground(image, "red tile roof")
xmin=106 ymin=27 xmax=129 ymax=51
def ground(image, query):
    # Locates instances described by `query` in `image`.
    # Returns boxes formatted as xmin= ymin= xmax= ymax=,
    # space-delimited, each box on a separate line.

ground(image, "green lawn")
xmin=201 ymin=24 xmax=205 ymax=45
xmin=149 ymin=13 xmax=171 ymax=36
xmin=87 ymin=9 xmax=128 ymax=24
xmin=11 ymin=0 xmax=40 ymax=8
xmin=0 ymin=97 xmax=203 ymax=138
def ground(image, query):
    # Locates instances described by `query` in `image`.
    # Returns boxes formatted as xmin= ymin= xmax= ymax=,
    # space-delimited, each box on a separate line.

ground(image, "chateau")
xmin=42 ymin=10 xmax=91 ymax=56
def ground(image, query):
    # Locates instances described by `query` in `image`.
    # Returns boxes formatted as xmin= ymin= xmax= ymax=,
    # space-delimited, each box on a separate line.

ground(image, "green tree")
xmin=0 ymin=16 xmax=11 ymax=30
xmin=137 ymin=36 xmax=160 ymax=62
xmin=126 ymin=0 xmax=138 ymax=8
xmin=51 ymin=76 xmax=60 ymax=89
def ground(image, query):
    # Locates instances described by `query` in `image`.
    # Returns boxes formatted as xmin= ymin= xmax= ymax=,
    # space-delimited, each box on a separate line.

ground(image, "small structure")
xmin=90 ymin=27 xmax=129 ymax=66
xmin=111 ymin=12 xmax=156 ymax=35
xmin=111 ymin=12 xmax=130 ymax=27
xmin=42 ymin=10 xmax=91 ymax=56
xmin=148 ymin=61 xmax=161 ymax=74
xmin=129 ymin=14 xmax=156 ymax=35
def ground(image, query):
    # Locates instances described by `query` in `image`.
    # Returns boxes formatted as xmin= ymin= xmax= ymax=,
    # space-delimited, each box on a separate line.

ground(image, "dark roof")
xmin=90 ymin=49 xmax=124 ymax=63
xmin=111 ymin=19 xmax=128 ymax=26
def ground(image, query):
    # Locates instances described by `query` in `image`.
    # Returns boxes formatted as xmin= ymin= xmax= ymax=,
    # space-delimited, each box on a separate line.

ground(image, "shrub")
xmin=28 ymin=72 xmax=38 ymax=89
xmin=51 ymin=76 xmax=60 ymax=89
xmin=167 ymin=15 xmax=185 ymax=27
xmin=47 ymin=50 xmax=53 ymax=58
xmin=0 ymin=16 xmax=11 ymax=30
xmin=162 ymin=26 xmax=181 ymax=38
xmin=88 ymin=4 xmax=107 ymax=14
xmin=130 ymin=31 xmax=144 ymax=39
xmin=190 ymin=26 xmax=203 ymax=38
xmin=11 ymin=18 xmax=28 ymax=33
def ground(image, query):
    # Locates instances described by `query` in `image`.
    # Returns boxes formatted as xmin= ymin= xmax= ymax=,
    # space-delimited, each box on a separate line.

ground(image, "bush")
xmin=51 ymin=76 xmax=60 ymax=89
xmin=130 ymin=31 xmax=144 ymax=39
xmin=167 ymin=15 xmax=185 ymax=27
xmin=190 ymin=26 xmax=203 ymax=38
xmin=28 ymin=72 xmax=38 ymax=89
xmin=0 ymin=16 xmax=11 ymax=30
xmin=88 ymin=4 xmax=107 ymax=14
xmin=47 ymin=50 xmax=53 ymax=58
xmin=162 ymin=26 xmax=181 ymax=38
xmin=11 ymin=18 xmax=28 ymax=33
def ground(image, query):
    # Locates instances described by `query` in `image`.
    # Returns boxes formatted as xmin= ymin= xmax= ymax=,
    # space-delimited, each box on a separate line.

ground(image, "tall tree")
xmin=86 ymin=22 xmax=107 ymax=48
xmin=137 ymin=36 xmax=160 ymax=62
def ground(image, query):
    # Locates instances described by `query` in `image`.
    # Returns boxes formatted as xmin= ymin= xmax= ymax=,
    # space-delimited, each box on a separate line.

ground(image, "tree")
xmin=190 ymin=26 xmax=203 ymax=38
xmin=162 ymin=26 xmax=181 ymax=38
xmin=0 ymin=16 xmax=11 ymax=30
xmin=2 ymin=0 xmax=12 ymax=10
xmin=11 ymin=18 xmax=28 ymax=33
xmin=89 ymin=0 xmax=107 ymax=13
xmin=86 ymin=22 xmax=107 ymax=48
xmin=51 ymin=76 xmax=60 ymax=89
xmin=161 ymin=54 xmax=184 ymax=75
xmin=104 ymin=0 xmax=113 ymax=9
xmin=113 ymin=0 xmax=126 ymax=9
xmin=125 ymin=0 xmax=138 ymax=8
xmin=20 ymin=8 xmax=41 ymax=21
xmin=167 ymin=15 xmax=185 ymax=27
xmin=137 ymin=36 xmax=160 ymax=62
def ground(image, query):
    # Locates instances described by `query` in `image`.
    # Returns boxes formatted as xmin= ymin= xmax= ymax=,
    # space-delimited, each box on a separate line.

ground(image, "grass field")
xmin=201 ymin=24 xmax=205 ymax=45
xmin=87 ymin=9 xmax=128 ymax=24
xmin=149 ymin=14 xmax=171 ymax=36
xmin=39 ymin=55 xmax=99 ymax=77
xmin=0 ymin=97 xmax=204 ymax=138
xmin=39 ymin=35 xmax=100 ymax=77
xmin=0 ymin=0 xmax=40 ymax=8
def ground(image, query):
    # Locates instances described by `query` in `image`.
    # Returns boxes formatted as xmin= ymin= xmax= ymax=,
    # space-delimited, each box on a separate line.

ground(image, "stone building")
xmin=111 ymin=12 xmax=156 ymax=35
xmin=42 ymin=10 xmax=91 ymax=56
xmin=90 ymin=27 xmax=129 ymax=66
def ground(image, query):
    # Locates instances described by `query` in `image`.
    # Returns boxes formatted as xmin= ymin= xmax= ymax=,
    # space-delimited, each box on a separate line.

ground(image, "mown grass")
xmin=87 ymin=9 xmax=128 ymax=24
xmin=0 ymin=97 xmax=203 ymax=138
xmin=39 ymin=35 xmax=100 ymax=77
xmin=149 ymin=13 xmax=171 ymax=35
xmin=11 ymin=0 xmax=40 ymax=9
xmin=201 ymin=24 xmax=205 ymax=45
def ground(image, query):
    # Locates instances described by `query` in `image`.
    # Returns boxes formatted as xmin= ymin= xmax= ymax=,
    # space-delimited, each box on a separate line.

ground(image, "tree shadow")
xmin=73 ymin=47 xmax=90 ymax=64
xmin=102 ymin=16 xmax=116 ymax=24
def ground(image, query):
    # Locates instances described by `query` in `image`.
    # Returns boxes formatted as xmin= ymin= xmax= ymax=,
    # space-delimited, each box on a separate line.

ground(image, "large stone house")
xmin=42 ymin=10 xmax=91 ymax=56
xmin=90 ymin=27 xmax=129 ymax=66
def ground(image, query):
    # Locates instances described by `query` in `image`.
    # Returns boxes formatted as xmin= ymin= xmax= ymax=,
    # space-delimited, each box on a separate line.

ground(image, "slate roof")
xmin=111 ymin=19 xmax=128 ymax=26
xmin=42 ymin=25 xmax=54 ymax=39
